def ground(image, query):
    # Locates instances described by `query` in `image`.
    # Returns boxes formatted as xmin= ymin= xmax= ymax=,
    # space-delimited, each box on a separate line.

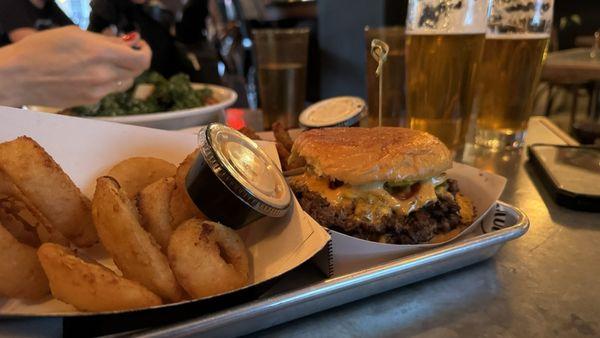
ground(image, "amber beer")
xmin=474 ymin=34 xmax=549 ymax=147
xmin=406 ymin=33 xmax=485 ymax=150
xmin=253 ymin=28 xmax=309 ymax=130
xmin=258 ymin=62 xmax=306 ymax=129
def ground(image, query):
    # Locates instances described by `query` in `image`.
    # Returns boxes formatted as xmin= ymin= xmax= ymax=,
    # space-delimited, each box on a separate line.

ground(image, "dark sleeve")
xmin=0 ymin=25 xmax=11 ymax=47
xmin=88 ymin=0 xmax=112 ymax=32
xmin=87 ymin=0 xmax=134 ymax=33
xmin=48 ymin=1 xmax=74 ymax=26
xmin=88 ymin=12 xmax=112 ymax=33
xmin=176 ymin=0 xmax=209 ymax=43
xmin=0 ymin=0 xmax=37 ymax=32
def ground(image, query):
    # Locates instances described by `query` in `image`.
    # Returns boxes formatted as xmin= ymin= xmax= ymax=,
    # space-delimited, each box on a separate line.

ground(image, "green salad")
xmin=65 ymin=72 xmax=217 ymax=117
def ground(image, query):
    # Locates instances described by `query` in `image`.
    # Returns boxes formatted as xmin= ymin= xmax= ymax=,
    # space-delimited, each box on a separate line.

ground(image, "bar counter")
xmin=247 ymin=117 xmax=600 ymax=337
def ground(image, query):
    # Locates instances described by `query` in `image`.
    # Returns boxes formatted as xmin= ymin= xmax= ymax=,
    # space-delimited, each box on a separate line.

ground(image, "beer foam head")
xmin=406 ymin=0 xmax=489 ymax=34
xmin=485 ymin=32 xmax=550 ymax=39
xmin=488 ymin=0 xmax=553 ymax=35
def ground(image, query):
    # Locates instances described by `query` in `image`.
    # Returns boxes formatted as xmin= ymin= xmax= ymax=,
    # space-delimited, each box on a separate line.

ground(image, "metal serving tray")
xmin=134 ymin=201 xmax=528 ymax=338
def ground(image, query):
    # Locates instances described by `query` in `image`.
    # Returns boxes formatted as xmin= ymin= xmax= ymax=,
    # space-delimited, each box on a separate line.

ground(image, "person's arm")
xmin=0 ymin=26 xmax=151 ymax=107
xmin=0 ymin=43 xmax=23 ymax=107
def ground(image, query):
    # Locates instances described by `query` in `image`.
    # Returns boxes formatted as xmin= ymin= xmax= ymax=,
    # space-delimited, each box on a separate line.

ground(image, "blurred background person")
xmin=87 ymin=0 xmax=220 ymax=84
xmin=0 ymin=0 xmax=73 ymax=46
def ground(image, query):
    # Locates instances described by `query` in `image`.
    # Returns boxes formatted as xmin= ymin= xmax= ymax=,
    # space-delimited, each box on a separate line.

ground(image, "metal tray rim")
xmin=137 ymin=201 xmax=529 ymax=338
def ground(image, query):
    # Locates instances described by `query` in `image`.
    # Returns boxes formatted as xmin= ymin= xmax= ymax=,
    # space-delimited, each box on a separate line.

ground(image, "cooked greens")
xmin=66 ymin=72 xmax=216 ymax=117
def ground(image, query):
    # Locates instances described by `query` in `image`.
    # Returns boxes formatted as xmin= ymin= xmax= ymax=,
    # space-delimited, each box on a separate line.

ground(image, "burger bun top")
xmin=289 ymin=127 xmax=452 ymax=185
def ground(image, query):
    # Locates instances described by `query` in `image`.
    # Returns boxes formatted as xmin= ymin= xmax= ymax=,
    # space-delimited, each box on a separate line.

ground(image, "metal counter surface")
xmin=245 ymin=118 xmax=600 ymax=338
xmin=0 ymin=118 xmax=598 ymax=337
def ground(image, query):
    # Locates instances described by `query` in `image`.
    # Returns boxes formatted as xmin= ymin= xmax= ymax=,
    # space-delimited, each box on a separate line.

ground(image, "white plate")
xmin=27 ymin=83 xmax=237 ymax=130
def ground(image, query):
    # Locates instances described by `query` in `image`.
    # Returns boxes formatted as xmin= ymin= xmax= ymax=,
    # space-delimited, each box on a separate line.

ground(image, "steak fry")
xmin=38 ymin=243 xmax=162 ymax=312
xmin=92 ymin=176 xmax=185 ymax=302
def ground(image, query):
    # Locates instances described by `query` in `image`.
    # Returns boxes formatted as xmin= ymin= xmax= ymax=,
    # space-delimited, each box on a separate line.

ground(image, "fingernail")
xmin=122 ymin=32 xmax=138 ymax=42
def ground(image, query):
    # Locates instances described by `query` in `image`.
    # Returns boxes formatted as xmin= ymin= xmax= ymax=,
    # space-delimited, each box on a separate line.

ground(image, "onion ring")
xmin=168 ymin=219 xmax=250 ymax=298
xmin=169 ymin=150 xmax=205 ymax=228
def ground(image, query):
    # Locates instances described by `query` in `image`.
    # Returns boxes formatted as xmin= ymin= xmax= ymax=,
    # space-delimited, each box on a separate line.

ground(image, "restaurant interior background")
xmin=51 ymin=0 xmax=600 ymax=143
xmin=0 ymin=0 xmax=600 ymax=337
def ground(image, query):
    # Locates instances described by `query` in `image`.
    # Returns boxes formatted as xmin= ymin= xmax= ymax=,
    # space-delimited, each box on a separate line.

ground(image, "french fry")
xmin=275 ymin=143 xmax=291 ymax=171
xmin=238 ymin=126 xmax=261 ymax=140
xmin=286 ymin=153 xmax=307 ymax=171
xmin=272 ymin=122 xmax=294 ymax=152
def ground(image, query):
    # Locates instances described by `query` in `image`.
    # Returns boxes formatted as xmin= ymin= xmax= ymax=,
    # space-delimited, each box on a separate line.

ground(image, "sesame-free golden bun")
xmin=289 ymin=127 xmax=452 ymax=185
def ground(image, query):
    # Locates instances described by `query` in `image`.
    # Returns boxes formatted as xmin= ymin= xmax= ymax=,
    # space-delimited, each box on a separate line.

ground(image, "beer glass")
xmin=474 ymin=0 xmax=553 ymax=149
xmin=364 ymin=26 xmax=406 ymax=127
xmin=253 ymin=28 xmax=310 ymax=130
xmin=405 ymin=0 xmax=488 ymax=151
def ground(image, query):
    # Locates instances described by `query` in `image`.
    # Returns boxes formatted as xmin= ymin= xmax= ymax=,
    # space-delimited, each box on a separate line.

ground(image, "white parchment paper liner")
xmin=0 ymin=107 xmax=330 ymax=316
xmin=254 ymin=129 xmax=507 ymax=277
xmin=313 ymin=162 xmax=507 ymax=277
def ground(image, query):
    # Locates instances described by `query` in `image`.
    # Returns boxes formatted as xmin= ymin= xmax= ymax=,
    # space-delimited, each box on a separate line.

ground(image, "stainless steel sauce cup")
xmin=186 ymin=123 xmax=291 ymax=228
xmin=299 ymin=96 xmax=366 ymax=128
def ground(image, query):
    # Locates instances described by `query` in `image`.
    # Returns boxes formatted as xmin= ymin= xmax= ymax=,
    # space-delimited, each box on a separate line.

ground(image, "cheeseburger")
xmin=288 ymin=127 xmax=474 ymax=244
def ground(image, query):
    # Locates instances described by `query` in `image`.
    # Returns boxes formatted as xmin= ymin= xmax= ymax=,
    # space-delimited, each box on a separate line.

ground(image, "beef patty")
xmin=292 ymin=179 xmax=466 ymax=244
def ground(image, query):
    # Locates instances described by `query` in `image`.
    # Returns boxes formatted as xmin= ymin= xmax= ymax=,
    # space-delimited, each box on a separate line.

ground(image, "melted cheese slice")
xmin=289 ymin=174 xmax=440 ymax=221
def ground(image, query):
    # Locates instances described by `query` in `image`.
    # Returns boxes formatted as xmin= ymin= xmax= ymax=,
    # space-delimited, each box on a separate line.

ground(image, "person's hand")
xmin=0 ymin=26 xmax=152 ymax=107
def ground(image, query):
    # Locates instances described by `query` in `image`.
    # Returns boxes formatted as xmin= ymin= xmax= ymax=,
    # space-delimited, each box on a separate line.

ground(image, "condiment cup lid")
xmin=299 ymin=96 xmax=365 ymax=128
xmin=198 ymin=123 xmax=291 ymax=216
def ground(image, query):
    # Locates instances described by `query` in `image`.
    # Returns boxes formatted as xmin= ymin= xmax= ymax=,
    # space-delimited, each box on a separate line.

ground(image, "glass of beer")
xmin=473 ymin=0 xmax=554 ymax=149
xmin=405 ymin=0 xmax=489 ymax=151
xmin=253 ymin=28 xmax=309 ymax=130
xmin=364 ymin=26 xmax=406 ymax=127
